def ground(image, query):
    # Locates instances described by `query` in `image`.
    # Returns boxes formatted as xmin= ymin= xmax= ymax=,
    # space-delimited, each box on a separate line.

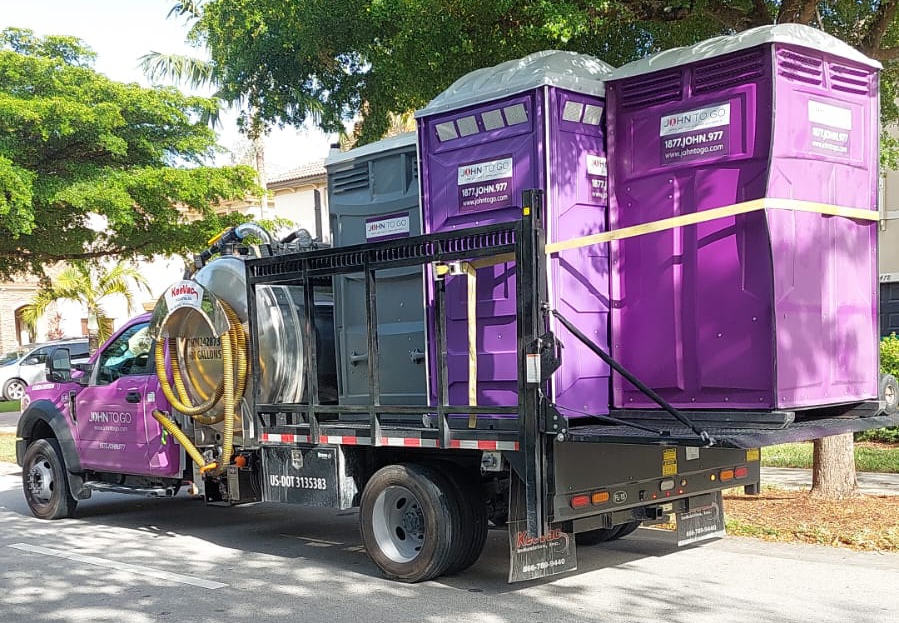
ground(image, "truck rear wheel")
xmin=360 ymin=463 xmax=461 ymax=582
xmin=22 ymin=438 xmax=77 ymax=520
xmin=440 ymin=467 xmax=488 ymax=575
xmin=577 ymin=521 xmax=641 ymax=545
xmin=576 ymin=527 xmax=619 ymax=545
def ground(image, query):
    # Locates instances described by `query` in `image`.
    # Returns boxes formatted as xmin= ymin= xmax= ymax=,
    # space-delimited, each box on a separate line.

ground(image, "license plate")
xmin=676 ymin=491 xmax=726 ymax=546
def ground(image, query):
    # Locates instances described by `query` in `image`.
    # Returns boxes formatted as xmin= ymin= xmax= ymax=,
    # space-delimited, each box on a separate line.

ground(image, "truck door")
xmin=74 ymin=321 xmax=180 ymax=477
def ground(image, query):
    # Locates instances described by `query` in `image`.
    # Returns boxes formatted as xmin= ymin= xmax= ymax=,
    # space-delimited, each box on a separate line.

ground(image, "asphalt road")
xmin=0 ymin=410 xmax=20 ymax=431
xmin=2 ymin=464 xmax=898 ymax=623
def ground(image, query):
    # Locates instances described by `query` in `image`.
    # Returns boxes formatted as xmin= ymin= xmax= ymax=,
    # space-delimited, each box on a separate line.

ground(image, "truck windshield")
xmin=0 ymin=350 xmax=25 ymax=366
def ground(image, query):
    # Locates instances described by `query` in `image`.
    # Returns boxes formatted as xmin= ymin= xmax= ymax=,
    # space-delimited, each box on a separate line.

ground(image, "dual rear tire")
xmin=576 ymin=520 xmax=641 ymax=546
xmin=359 ymin=463 xmax=487 ymax=582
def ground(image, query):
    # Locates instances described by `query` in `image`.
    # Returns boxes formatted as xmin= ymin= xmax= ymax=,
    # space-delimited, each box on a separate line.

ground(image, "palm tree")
xmin=22 ymin=261 xmax=150 ymax=350
xmin=139 ymin=1 xmax=271 ymax=216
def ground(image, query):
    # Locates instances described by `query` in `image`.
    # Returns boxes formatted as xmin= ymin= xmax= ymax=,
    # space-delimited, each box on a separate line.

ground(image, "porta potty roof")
xmin=325 ymin=132 xmax=417 ymax=168
xmin=609 ymin=24 xmax=881 ymax=81
xmin=415 ymin=50 xmax=615 ymax=118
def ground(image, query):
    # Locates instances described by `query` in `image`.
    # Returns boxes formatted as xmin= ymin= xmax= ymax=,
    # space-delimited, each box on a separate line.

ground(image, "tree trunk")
xmin=87 ymin=331 xmax=99 ymax=355
xmin=810 ymin=433 xmax=858 ymax=499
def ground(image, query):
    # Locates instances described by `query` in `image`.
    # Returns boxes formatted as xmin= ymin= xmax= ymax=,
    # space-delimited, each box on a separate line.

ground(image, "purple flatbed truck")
xmin=15 ymin=25 xmax=899 ymax=583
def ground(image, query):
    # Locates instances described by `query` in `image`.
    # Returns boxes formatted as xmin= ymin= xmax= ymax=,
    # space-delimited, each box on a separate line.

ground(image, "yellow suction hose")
xmin=153 ymin=302 xmax=248 ymax=474
xmin=152 ymin=410 xmax=218 ymax=473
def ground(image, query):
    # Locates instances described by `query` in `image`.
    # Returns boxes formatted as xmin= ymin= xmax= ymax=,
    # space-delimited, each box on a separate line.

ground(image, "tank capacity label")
xmin=185 ymin=336 xmax=222 ymax=361
xmin=458 ymin=156 xmax=513 ymax=213
xmin=807 ymin=100 xmax=851 ymax=158
xmin=585 ymin=153 xmax=608 ymax=204
xmin=366 ymin=212 xmax=411 ymax=240
xmin=659 ymin=103 xmax=731 ymax=166
xmin=269 ymin=474 xmax=328 ymax=490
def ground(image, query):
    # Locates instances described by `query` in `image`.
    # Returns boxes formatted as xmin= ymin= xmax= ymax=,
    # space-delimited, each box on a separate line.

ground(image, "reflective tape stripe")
xmin=260 ymin=433 xmax=517 ymax=451
xmin=449 ymin=439 xmax=519 ymax=451
xmin=379 ymin=437 xmax=440 ymax=448
xmin=320 ymin=435 xmax=371 ymax=446
xmin=544 ymin=198 xmax=878 ymax=254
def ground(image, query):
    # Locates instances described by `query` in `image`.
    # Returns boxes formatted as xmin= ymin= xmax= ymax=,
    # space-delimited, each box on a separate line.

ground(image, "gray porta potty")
xmin=325 ymin=132 xmax=427 ymax=408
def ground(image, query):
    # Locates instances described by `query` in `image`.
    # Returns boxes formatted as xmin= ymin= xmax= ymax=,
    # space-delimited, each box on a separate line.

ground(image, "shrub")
xmin=882 ymin=333 xmax=899 ymax=378
xmin=859 ymin=334 xmax=899 ymax=444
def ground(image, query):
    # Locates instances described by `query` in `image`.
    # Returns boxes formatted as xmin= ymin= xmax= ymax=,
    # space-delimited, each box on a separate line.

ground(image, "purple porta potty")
xmin=416 ymin=51 xmax=615 ymax=416
xmin=605 ymin=25 xmax=881 ymax=410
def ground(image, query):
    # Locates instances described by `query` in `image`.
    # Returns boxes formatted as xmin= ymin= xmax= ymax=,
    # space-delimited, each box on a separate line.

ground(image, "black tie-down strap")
xmin=549 ymin=308 xmax=713 ymax=446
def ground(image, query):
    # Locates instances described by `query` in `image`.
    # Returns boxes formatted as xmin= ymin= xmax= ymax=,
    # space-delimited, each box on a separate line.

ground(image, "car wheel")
xmin=3 ymin=378 xmax=26 ymax=402
xmin=360 ymin=463 xmax=461 ymax=582
xmin=22 ymin=438 xmax=77 ymax=520
xmin=880 ymin=373 xmax=898 ymax=415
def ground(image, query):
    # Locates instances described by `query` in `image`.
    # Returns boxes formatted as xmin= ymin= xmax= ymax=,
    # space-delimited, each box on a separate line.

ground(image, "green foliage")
xmin=763 ymin=442 xmax=899 ymax=472
xmin=0 ymin=28 xmax=260 ymax=279
xmin=194 ymin=1 xmax=899 ymax=157
xmin=856 ymin=427 xmax=899 ymax=443
xmin=881 ymin=333 xmax=899 ymax=378
xmin=21 ymin=260 xmax=150 ymax=343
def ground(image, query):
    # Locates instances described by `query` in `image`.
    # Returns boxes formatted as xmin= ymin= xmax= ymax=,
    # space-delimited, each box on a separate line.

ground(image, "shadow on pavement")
xmin=1 ymin=472 xmax=896 ymax=623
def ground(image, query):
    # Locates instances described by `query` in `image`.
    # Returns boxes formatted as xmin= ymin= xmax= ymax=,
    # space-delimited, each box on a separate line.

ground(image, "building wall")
xmin=881 ymin=170 xmax=899 ymax=278
xmin=233 ymin=180 xmax=330 ymax=242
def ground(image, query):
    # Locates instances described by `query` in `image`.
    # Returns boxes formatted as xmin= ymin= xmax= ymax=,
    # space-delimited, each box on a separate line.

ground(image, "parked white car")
xmin=0 ymin=338 xmax=90 ymax=401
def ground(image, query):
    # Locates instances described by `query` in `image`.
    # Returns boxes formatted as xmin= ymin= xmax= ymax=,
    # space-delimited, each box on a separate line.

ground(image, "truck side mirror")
xmin=46 ymin=347 xmax=72 ymax=383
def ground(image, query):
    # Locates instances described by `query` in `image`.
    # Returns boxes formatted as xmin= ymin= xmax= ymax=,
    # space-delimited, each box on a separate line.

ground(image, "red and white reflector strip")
xmin=260 ymin=432 xmax=518 ymax=451
xmin=319 ymin=435 xmax=371 ymax=446
xmin=379 ymin=437 xmax=440 ymax=448
xmin=448 ymin=439 xmax=520 ymax=451
xmin=260 ymin=433 xmax=310 ymax=444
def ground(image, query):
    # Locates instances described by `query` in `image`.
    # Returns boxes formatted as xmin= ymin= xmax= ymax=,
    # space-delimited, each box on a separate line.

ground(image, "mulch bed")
xmin=721 ymin=491 xmax=899 ymax=551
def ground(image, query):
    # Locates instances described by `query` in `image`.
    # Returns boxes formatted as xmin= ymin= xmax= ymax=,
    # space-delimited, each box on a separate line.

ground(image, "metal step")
xmin=82 ymin=481 xmax=179 ymax=498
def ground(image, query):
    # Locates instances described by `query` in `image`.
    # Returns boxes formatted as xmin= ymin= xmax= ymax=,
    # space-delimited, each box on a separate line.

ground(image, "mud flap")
xmin=508 ymin=473 xmax=576 ymax=583
xmin=676 ymin=491 xmax=726 ymax=546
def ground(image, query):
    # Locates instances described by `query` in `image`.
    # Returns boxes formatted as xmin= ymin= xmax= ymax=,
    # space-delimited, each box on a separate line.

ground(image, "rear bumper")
xmin=552 ymin=443 xmax=759 ymax=524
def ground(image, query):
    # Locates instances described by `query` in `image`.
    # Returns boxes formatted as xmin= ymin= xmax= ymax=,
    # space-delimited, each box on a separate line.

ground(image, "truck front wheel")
xmin=360 ymin=463 xmax=461 ymax=582
xmin=22 ymin=438 xmax=77 ymax=520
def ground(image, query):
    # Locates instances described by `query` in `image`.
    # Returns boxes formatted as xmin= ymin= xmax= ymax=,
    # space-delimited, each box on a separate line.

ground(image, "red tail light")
xmin=734 ymin=466 xmax=748 ymax=478
xmin=570 ymin=495 xmax=590 ymax=509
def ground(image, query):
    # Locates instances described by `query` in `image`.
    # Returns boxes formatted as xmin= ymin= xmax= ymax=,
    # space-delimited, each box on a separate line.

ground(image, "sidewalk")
xmin=762 ymin=467 xmax=899 ymax=495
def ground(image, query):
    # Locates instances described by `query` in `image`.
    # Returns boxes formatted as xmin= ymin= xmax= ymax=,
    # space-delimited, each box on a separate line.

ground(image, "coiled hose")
xmin=153 ymin=301 xmax=248 ymax=474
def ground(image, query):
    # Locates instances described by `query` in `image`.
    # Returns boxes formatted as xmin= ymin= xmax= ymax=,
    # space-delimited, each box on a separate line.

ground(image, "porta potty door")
xmin=328 ymin=137 xmax=426 ymax=405
xmin=546 ymin=87 xmax=611 ymax=416
xmin=420 ymin=92 xmax=545 ymax=406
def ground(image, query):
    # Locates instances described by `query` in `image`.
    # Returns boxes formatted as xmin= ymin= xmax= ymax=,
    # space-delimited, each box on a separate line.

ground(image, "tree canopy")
xmin=0 ymin=28 xmax=259 ymax=279
xmin=194 ymin=0 xmax=899 ymax=156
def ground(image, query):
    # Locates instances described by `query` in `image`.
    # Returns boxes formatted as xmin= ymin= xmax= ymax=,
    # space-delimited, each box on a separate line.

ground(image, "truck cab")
xmin=16 ymin=314 xmax=184 ymax=519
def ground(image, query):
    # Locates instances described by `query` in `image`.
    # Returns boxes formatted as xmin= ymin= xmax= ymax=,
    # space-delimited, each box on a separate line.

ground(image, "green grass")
xmin=762 ymin=442 xmax=899 ymax=473
xmin=0 ymin=433 xmax=17 ymax=463
xmin=0 ymin=400 xmax=19 ymax=413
